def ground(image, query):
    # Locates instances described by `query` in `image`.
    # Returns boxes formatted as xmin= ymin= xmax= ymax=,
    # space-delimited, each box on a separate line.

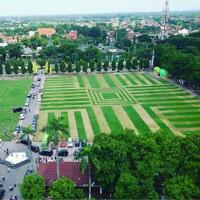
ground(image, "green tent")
xmin=160 ymin=69 xmax=168 ymax=77
xmin=154 ymin=66 xmax=160 ymax=74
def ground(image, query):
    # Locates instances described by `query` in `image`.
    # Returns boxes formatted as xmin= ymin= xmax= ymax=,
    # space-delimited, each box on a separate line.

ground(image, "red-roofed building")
xmin=66 ymin=30 xmax=78 ymax=40
xmin=38 ymin=161 xmax=88 ymax=186
xmin=38 ymin=161 xmax=105 ymax=198
xmin=36 ymin=28 xmax=56 ymax=37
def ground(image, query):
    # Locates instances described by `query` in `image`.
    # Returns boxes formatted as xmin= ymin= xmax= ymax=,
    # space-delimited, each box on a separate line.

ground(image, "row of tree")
xmin=85 ymin=130 xmax=200 ymax=199
xmin=20 ymin=175 xmax=84 ymax=200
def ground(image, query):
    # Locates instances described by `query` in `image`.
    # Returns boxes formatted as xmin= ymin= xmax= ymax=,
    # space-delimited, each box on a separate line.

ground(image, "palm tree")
xmin=21 ymin=126 xmax=35 ymax=171
xmin=75 ymin=144 xmax=100 ymax=199
xmin=43 ymin=115 xmax=68 ymax=178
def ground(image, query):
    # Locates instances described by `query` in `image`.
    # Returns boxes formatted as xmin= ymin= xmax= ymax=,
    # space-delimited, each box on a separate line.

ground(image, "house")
xmin=36 ymin=28 xmax=56 ymax=37
xmin=66 ymin=30 xmax=78 ymax=40
xmin=38 ymin=161 xmax=104 ymax=198
xmin=0 ymin=33 xmax=18 ymax=44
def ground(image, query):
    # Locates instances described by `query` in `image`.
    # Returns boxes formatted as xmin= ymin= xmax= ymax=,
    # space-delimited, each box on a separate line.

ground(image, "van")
xmin=67 ymin=137 xmax=73 ymax=148
xmin=39 ymin=149 xmax=53 ymax=157
xmin=30 ymin=145 xmax=39 ymax=153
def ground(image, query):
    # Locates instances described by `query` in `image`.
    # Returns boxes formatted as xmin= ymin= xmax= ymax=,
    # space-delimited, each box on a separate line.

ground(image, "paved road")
xmin=19 ymin=71 xmax=45 ymax=129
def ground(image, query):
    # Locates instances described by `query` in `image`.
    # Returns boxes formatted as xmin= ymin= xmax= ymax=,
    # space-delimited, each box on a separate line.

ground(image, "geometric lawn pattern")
xmin=88 ymin=88 xmax=136 ymax=105
xmin=36 ymin=73 xmax=200 ymax=142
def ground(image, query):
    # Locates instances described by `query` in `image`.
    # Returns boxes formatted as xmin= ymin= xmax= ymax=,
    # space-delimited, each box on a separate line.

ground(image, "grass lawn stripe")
xmin=101 ymin=106 xmax=124 ymax=134
xmin=93 ymin=106 xmax=110 ymax=133
xmin=77 ymin=75 xmax=85 ymax=87
xmin=174 ymin=123 xmax=200 ymax=129
xmin=137 ymin=74 xmax=153 ymax=85
xmin=134 ymin=104 xmax=160 ymax=132
xmin=74 ymin=111 xmax=87 ymax=139
xmin=96 ymin=74 xmax=109 ymax=88
xmin=109 ymin=74 xmax=124 ymax=87
xmin=81 ymin=109 xmax=94 ymax=141
xmin=42 ymin=97 xmax=89 ymax=103
xmin=87 ymin=75 xmax=101 ymax=88
xmin=115 ymin=74 xmax=128 ymax=86
xmin=123 ymin=106 xmax=150 ymax=134
xmin=86 ymin=107 xmax=101 ymax=135
xmin=132 ymin=73 xmax=147 ymax=85
xmin=159 ymin=106 xmax=200 ymax=111
xmin=142 ymin=105 xmax=173 ymax=135
xmin=112 ymin=105 xmax=138 ymax=134
xmin=103 ymin=74 xmax=116 ymax=87
xmin=143 ymin=74 xmax=159 ymax=84
xmin=123 ymin=74 xmax=138 ymax=85
xmin=40 ymin=105 xmax=90 ymax=111
xmin=168 ymin=116 xmax=200 ymax=122
xmin=68 ymin=111 xmax=78 ymax=139
xmin=119 ymin=74 xmax=133 ymax=86
xmin=163 ymin=111 xmax=200 ymax=116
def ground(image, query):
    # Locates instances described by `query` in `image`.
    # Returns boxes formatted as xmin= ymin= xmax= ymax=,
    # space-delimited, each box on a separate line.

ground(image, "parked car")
xmin=12 ymin=107 xmax=23 ymax=113
xmin=34 ymin=114 xmax=39 ymax=120
xmin=33 ymin=90 xmax=37 ymax=96
xmin=22 ymin=107 xmax=27 ymax=114
xmin=81 ymin=139 xmax=87 ymax=147
xmin=27 ymin=93 xmax=32 ymax=98
xmin=37 ymin=77 xmax=41 ymax=81
xmin=25 ymin=101 xmax=29 ymax=107
xmin=38 ymin=96 xmax=41 ymax=102
xmin=59 ymin=141 xmax=67 ymax=148
xmin=24 ymin=169 xmax=33 ymax=177
xmin=30 ymin=145 xmax=39 ymax=153
xmin=0 ymin=183 xmax=3 ymax=188
xmin=31 ymin=124 xmax=36 ymax=132
xmin=19 ymin=114 xmax=25 ymax=120
xmin=31 ymin=83 xmax=35 ymax=88
xmin=20 ymin=139 xmax=32 ymax=146
xmin=73 ymin=148 xmax=82 ymax=157
xmin=39 ymin=149 xmax=53 ymax=157
xmin=0 ymin=189 xmax=5 ymax=200
xmin=67 ymin=137 xmax=73 ymax=148
xmin=75 ymin=138 xmax=80 ymax=147
xmin=39 ymin=88 xmax=43 ymax=93
xmin=58 ymin=149 xmax=68 ymax=157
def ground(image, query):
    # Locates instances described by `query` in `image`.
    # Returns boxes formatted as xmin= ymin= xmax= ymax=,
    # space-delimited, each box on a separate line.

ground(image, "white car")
xmin=67 ymin=137 xmax=73 ymax=148
xmin=25 ymin=101 xmax=29 ymax=106
xmin=38 ymin=96 xmax=41 ymax=102
xmin=19 ymin=114 xmax=25 ymax=120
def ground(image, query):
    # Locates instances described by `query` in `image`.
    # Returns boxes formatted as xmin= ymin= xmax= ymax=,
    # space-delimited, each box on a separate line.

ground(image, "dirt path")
xmin=68 ymin=110 xmax=79 ymax=139
xmin=93 ymin=106 xmax=110 ymax=133
xmin=81 ymin=109 xmax=94 ymax=141
xmin=138 ymin=74 xmax=152 ymax=85
xmin=73 ymin=76 xmax=80 ymax=88
xmin=109 ymin=74 xmax=123 ymax=87
xmin=134 ymin=104 xmax=160 ymax=133
xmin=112 ymin=105 xmax=138 ymax=134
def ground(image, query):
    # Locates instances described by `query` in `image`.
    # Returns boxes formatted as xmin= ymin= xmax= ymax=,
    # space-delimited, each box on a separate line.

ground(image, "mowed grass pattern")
xmin=37 ymin=73 xmax=200 ymax=141
xmin=0 ymin=78 xmax=32 ymax=140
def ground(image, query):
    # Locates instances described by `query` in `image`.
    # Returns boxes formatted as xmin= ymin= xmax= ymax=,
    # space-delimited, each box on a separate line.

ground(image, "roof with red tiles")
xmin=38 ymin=161 xmax=89 ymax=186
xmin=36 ymin=28 xmax=56 ymax=36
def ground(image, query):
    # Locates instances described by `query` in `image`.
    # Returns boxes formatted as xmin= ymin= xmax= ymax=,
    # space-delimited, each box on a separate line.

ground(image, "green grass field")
xmin=36 ymin=73 xmax=200 ymax=141
xmin=0 ymin=78 xmax=32 ymax=140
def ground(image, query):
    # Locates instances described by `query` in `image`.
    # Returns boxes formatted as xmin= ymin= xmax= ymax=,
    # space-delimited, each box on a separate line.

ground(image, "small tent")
xmin=160 ymin=69 xmax=168 ymax=77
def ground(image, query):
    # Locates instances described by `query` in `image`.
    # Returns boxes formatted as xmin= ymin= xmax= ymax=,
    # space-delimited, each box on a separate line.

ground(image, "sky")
xmin=0 ymin=0 xmax=200 ymax=16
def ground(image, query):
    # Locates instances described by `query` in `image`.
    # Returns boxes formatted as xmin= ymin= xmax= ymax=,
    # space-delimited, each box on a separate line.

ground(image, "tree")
xmin=97 ymin=61 xmax=102 ymax=71
xmin=114 ymin=172 xmax=141 ymax=199
xmin=117 ymin=59 xmax=124 ymax=71
xmin=103 ymin=60 xmax=109 ymax=71
xmin=126 ymin=59 xmax=132 ymax=70
xmin=111 ymin=60 xmax=116 ymax=71
xmin=20 ymin=173 xmax=45 ymax=200
xmin=43 ymin=115 xmax=68 ymax=178
xmin=48 ymin=177 xmax=84 ymax=200
xmin=0 ymin=63 xmax=3 ymax=74
xmin=60 ymin=60 xmax=67 ymax=73
xmin=75 ymin=145 xmax=99 ymax=199
xmin=164 ymin=176 xmax=200 ymax=200
xmin=89 ymin=60 xmax=95 ymax=72
xmin=5 ymin=61 xmax=12 ymax=74
xmin=28 ymin=60 xmax=33 ymax=74
xmin=21 ymin=126 xmax=35 ymax=170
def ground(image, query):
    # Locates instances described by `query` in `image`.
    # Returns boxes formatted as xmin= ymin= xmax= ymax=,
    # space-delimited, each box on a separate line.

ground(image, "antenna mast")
xmin=161 ymin=0 xmax=169 ymax=40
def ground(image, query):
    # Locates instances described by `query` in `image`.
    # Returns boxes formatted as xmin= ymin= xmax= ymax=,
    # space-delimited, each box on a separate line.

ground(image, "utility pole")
xmin=161 ymin=0 xmax=169 ymax=40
